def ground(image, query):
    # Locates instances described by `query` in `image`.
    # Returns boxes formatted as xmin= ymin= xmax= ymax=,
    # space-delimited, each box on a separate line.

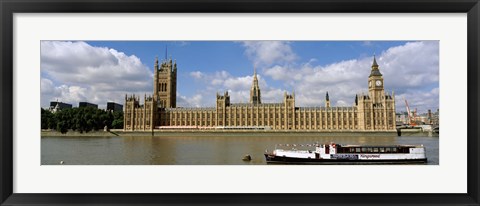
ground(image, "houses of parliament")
xmin=124 ymin=55 xmax=396 ymax=131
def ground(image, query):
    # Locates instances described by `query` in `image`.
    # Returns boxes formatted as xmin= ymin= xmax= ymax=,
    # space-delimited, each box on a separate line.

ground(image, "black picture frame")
xmin=1 ymin=0 xmax=479 ymax=205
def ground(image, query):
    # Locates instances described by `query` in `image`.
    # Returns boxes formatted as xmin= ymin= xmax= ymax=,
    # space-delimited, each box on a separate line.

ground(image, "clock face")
xmin=376 ymin=80 xmax=382 ymax=86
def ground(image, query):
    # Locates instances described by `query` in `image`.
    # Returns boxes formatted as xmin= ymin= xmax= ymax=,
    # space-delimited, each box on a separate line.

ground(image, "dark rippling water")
xmin=41 ymin=133 xmax=439 ymax=165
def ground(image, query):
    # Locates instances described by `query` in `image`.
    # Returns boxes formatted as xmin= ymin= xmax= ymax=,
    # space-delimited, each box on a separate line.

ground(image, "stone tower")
xmin=368 ymin=55 xmax=385 ymax=103
xmin=153 ymin=56 xmax=177 ymax=108
xmin=216 ymin=91 xmax=230 ymax=126
xmin=250 ymin=67 xmax=261 ymax=104
xmin=284 ymin=91 xmax=295 ymax=130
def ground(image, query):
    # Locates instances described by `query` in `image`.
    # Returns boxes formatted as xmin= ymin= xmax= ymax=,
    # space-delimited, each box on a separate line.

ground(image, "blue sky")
xmin=41 ymin=41 xmax=439 ymax=113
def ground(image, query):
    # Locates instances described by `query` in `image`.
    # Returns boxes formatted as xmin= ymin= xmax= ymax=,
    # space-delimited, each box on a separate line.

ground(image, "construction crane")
xmin=414 ymin=108 xmax=418 ymax=124
xmin=404 ymin=98 xmax=416 ymax=126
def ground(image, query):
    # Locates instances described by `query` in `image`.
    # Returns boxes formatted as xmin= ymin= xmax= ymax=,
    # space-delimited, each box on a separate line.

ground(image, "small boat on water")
xmin=264 ymin=143 xmax=427 ymax=164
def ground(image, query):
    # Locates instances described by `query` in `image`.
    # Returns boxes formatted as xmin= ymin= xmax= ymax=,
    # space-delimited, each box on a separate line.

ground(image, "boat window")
xmin=367 ymin=148 xmax=372 ymax=153
xmin=385 ymin=147 xmax=391 ymax=153
xmin=392 ymin=147 xmax=398 ymax=153
xmin=355 ymin=148 xmax=361 ymax=153
xmin=380 ymin=147 xmax=385 ymax=153
xmin=361 ymin=148 xmax=367 ymax=153
xmin=349 ymin=148 xmax=355 ymax=153
xmin=373 ymin=148 xmax=379 ymax=153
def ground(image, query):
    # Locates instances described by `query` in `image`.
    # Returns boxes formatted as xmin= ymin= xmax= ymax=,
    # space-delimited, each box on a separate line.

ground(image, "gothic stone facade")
xmin=124 ymin=56 xmax=396 ymax=131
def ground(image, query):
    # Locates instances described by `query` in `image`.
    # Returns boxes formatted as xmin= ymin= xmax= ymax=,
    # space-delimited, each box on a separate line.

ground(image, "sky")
xmin=40 ymin=41 xmax=439 ymax=113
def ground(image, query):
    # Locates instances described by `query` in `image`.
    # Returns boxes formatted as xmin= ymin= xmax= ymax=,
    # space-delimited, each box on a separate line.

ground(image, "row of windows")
xmin=158 ymin=82 xmax=169 ymax=92
xmin=337 ymin=147 xmax=410 ymax=154
xmin=125 ymin=113 xmax=151 ymax=118
xmin=297 ymin=121 xmax=358 ymax=125
xmin=163 ymin=120 xmax=361 ymax=127
xmin=163 ymin=118 xmax=359 ymax=124
xmin=159 ymin=122 xmax=359 ymax=130
xmin=166 ymin=113 xmax=360 ymax=119
xmin=161 ymin=120 xmax=361 ymax=127
xmin=125 ymin=120 xmax=151 ymax=125
xmin=168 ymin=111 xmax=360 ymax=117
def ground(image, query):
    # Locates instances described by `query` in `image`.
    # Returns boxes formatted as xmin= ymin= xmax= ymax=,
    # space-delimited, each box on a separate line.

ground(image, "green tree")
xmin=56 ymin=121 xmax=68 ymax=134
xmin=41 ymin=106 xmax=124 ymax=133
xmin=111 ymin=111 xmax=124 ymax=129
xmin=41 ymin=108 xmax=56 ymax=129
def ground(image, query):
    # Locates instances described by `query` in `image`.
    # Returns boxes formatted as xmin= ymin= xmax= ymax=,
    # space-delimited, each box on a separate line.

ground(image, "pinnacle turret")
xmin=369 ymin=55 xmax=383 ymax=77
xmin=250 ymin=66 xmax=261 ymax=104
xmin=372 ymin=55 xmax=378 ymax=67
xmin=325 ymin=91 xmax=331 ymax=108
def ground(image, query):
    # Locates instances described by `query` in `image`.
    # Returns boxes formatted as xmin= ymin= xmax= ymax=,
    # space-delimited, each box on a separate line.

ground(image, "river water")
xmin=41 ymin=133 xmax=439 ymax=165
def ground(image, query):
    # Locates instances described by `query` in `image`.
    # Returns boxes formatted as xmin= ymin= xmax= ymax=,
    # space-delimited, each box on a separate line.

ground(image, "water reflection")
xmin=41 ymin=134 xmax=439 ymax=165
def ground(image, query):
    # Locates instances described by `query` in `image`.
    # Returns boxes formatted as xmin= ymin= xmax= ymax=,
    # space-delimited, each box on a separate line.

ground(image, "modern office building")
xmin=49 ymin=101 xmax=72 ymax=113
xmin=107 ymin=102 xmax=123 ymax=112
xmin=79 ymin=102 xmax=98 ymax=109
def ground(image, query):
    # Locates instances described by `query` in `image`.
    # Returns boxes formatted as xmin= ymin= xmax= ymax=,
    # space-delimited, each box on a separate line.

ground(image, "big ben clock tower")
xmin=368 ymin=55 xmax=385 ymax=103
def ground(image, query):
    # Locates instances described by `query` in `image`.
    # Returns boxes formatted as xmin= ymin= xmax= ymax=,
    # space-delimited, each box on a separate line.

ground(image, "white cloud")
xmin=183 ymin=41 xmax=438 ymax=113
xmin=41 ymin=41 xmax=438 ymax=113
xmin=41 ymin=78 xmax=55 ymax=94
xmin=261 ymin=88 xmax=286 ymax=103
xmin=223 ymin=75 xmax=254 ymax=91
xmin=41 ymin=79 xmax=88 ymax=107
xmin=380 ymin=41 xmax=439 ymax=89
xmin=41 ymin=41 xmax=153 ymax=108
xmin=263 ymin=65 xmax=294 ymax=81
xmin=41 ymin=77 xmax=152 ymax=109
xmin=185 ymin=70 xmax=287 ymax=106
xmin=176 ymin=92 xmax=204 ymax=108
xmin=395 ymin=88 xmax=439 ymax=114
xmin=261 ymin=59 xmax=369 ymax=107
xmin=242 ymin=41 xmax=297 ymax=67
xmin=260 ymin=41 xmax=439 ymax=112
xmin=189 ymin=71 xmax=204 ymax=79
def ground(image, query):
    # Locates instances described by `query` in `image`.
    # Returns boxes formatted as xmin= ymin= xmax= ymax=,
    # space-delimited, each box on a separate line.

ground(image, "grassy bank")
xmin=41 ymin=130 xmax=120 ymax=137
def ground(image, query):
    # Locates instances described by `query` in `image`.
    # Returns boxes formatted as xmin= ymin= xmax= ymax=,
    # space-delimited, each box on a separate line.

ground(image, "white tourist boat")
xmin=264 ymin=143 xmax=427 ymax=164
